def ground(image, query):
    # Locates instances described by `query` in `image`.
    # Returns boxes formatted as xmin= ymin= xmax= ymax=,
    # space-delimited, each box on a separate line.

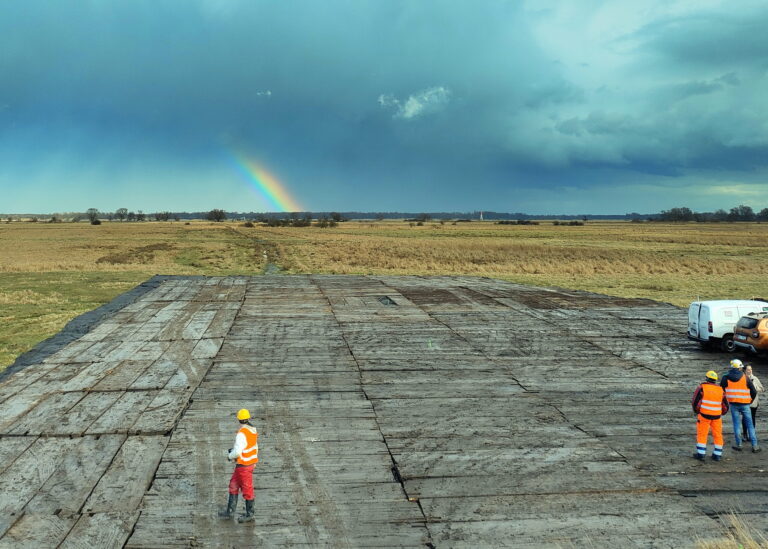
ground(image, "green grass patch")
xmin=0 ymin=271 xmax=150 ymax=369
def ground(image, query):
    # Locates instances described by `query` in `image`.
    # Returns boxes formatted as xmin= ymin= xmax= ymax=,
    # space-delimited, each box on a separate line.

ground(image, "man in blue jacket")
xmin=721 ymin=359 xmax=760 ymax=452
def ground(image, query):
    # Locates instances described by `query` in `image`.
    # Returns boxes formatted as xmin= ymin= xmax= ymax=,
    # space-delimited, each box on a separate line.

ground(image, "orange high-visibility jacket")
xmin=698 ymin=383 xmax=726 ymax=417
xmin=237 ymin=425 xmax=259 ymax=466
xmin=724 ymin=375 xmax=752 ymax=404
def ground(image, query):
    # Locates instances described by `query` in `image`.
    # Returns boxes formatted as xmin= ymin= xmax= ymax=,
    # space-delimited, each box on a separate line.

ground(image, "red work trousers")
xmin=228 ymin=464 xmax=255 ymax=500
xmin=696 ymin=414 xmax=723 ymax=447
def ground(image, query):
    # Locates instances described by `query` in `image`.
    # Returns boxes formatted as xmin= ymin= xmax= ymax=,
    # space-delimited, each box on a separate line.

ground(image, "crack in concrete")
xmin=311 ymin=275 xmax=435 ymax=548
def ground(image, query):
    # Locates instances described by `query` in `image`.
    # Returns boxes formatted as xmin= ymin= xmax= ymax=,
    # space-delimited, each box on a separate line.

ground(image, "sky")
xmin=1 ymin=0 xmax=767 ymax=214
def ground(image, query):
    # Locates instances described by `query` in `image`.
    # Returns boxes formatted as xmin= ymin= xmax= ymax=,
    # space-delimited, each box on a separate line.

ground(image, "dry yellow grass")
xmin=0 ymin=221 xmax=266 ymax=274
xmin=2 ymin=219 xmax=768 ymax=368
xmin=246 ymin=220 xmax=768 ymax=306
xmin=697 ymin=513 xmax=768 ymax=548
xmin=0 ymin=221 xmax=267 ymax=367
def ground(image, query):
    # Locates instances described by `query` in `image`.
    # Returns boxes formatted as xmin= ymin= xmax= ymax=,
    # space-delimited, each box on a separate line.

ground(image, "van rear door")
xmin=699 ymin=304 xmax=711 ymax=340
xmin=689 ymin=303 xmax=701 ymax=338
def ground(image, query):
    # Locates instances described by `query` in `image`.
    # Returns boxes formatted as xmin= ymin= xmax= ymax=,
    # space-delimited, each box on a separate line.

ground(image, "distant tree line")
xmin=652 ymin=205 xmax=768 ymax=222
xmin=6 ymin=206 xmax=768 ymax=224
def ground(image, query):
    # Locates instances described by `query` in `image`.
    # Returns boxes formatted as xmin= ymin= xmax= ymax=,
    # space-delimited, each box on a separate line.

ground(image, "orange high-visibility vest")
xmin=237 ymin=425 xmax=259 ymax=466
xmin=724 ymin=375 xmax=751 ymax=404
xmin=699 ymin=383 xmax=725 ymax=416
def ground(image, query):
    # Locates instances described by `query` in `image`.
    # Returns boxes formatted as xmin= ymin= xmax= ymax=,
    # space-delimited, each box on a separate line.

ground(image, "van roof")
xmin=692 ymin=300 xmax=768 ymax=307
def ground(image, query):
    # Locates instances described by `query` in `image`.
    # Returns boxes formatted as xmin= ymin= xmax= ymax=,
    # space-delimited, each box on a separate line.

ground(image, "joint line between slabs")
xmin=310 ymin=275 xmax=436 ymax=546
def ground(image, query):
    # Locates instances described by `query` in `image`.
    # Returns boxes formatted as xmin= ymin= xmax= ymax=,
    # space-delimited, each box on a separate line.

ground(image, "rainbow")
xmin=230 ymin=152 xmax=303 ymax=212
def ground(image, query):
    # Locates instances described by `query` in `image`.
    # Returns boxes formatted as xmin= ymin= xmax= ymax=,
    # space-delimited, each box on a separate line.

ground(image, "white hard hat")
xmin=730 ymin=358 xmax=744 ymax=369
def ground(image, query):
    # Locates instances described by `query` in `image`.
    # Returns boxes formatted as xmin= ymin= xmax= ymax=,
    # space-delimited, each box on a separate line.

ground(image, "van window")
xmin=737 ymin=317 xmax=759 ymax=329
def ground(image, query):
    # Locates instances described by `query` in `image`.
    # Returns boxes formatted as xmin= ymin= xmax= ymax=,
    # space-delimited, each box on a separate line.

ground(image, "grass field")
xmin=2 ymin=219 xmax=768 ymax=368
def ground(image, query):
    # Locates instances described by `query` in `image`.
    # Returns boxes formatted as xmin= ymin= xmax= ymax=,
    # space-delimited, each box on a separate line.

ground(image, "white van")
xmin=688 ymin=300 xmax=768 ymax=351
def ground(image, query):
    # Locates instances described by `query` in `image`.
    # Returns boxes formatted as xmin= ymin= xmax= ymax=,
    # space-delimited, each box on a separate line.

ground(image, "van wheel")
xmin=720 ymin=335 xmax=736 ymax=352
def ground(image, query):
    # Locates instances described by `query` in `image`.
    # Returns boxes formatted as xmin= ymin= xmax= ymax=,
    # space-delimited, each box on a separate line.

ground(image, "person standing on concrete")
xmin=218 ymin=408 xmax=259 ymax=522
xmin=741 ymin=364 xmax=764 ymax=439
xmin=721 ymin=359 xmax=760 ymax=453
xmin=691 ymin=370 xmax=729 ymax=461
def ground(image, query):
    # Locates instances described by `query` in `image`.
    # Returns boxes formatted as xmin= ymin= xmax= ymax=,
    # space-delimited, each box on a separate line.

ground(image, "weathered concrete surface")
xmin=0 ymin=275 xmax=765 ymax=548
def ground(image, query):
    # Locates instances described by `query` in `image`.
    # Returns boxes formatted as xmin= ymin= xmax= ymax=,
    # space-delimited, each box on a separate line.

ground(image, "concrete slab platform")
xmin=0 ymin=275 xmax=765 ymax=547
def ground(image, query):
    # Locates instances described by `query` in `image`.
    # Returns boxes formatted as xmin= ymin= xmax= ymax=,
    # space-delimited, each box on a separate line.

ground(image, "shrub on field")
xmin=242 ymin=221 xmax=255 ymax=228
xmin=206 ymin=209 xmax=227 ymax=222
xmin=91 ymin=219 xmax=101 ymax=225
xmin=552 ymin=220 xmax=584 ymax=226
xmin=497 ymin=220 xmax=539 ymax=225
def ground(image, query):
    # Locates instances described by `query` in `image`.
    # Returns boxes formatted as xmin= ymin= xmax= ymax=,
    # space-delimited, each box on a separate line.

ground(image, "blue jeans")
xmin=731 ymin=403 xmax=757 ymax=446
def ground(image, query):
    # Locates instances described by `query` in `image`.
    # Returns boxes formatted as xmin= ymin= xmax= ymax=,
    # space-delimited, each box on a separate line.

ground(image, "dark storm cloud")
xmin=1 ymin=0 xmax=767 ymax=213
xmin=631 ymin=10 xmax=768 ymax=71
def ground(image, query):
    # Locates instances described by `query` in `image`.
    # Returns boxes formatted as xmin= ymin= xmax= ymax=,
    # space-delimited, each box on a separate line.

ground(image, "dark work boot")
xmin=238 ymin=499 xmax=255 ymax=523
xmin=693 ymin=453 xmax=705 ymax=461
xmin=218 ymin=494 xmax=237 ymax=519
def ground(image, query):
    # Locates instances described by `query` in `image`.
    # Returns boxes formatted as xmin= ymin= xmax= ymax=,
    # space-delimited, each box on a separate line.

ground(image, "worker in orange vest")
xmin=721 ymin=359 xmax=760 ymax=453
xmin=691 ymin=370 xmax=729 ymax=461
xmin=218 ymin=408 xmax=259 ymax=522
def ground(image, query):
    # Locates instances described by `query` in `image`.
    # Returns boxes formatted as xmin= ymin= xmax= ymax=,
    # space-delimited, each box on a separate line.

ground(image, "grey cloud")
xmin=2 ymin=0 xmax=768 ymax=213
xmin=629 ymin=9 xmax=768 ymax=71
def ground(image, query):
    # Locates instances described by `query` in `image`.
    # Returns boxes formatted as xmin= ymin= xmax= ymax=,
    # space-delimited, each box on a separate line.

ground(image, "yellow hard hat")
xmin=706 ymin=370 xmax=718 ymax=381
xmin=237 ymin=408 xmax=251 ymax=420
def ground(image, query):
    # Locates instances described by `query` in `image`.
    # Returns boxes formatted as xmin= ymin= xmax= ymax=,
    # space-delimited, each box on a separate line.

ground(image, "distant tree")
xmin=728 ymin=205 xmax=755 ymax=221
xmin=127 ymin=211 xmax=136 ymax=222
xmin=206 ymin=209 xmax=227 ymax=222
xmin=659 ymin=207 xmax=694 ymax=222
xmin=375 ymin=214 xmax=385 ymax=221
xmin=86 ymin=208 xmax=99 ymax=223
xmin=115 ymin=208 xmax=128 ymax=222
xmin=330 ymin=212 xmax=344 ymax=222
xmin=758 ymin=208 xmax=768 ymax=222
xmin=155 ymin=211 xmax=172 ymax=221
xmin=416 ymin=213 xmax=431 ymax=222
xmin=105 ymin=212 xmax=115 ymax=221
xmin=174 ymin=215 xmax=180 ymax=222
xmin=712 ymin=209 xmax=728 ymax=222
xmin=136 ymin=210 xmax=146 ymax=222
